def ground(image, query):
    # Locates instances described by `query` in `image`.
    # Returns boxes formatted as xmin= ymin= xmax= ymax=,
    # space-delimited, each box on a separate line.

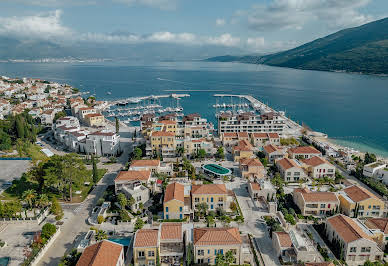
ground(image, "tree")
xmin=176 ymin=147 xmax=184 ymax=157
xmin=364 ymin=153 xmax=377 ymax=165
xmin=117 ymin=193 xmax=127 ymax=210
xmin=22 ymin=189 xmax=36 ymax=209
xmin=229 ymin=202 xmax=238 ymax=213
xmin=197 ymin=149 xmax=206 ymax=159
xmin=128 ymin=196 xmax=135 ymax=207
xmin=41 ymin=223 xmax=57 ymax=242
xmin=221 ymin=215 xmax=232 ymax=227
xmin=134 ymin=218 xmax=144 ymax=231
xmin=224 ymin=250 xmax=235 ymax=265
xmin=15 ymin=117 xmax=25 ymax=138
xmin=97 ymin=215 xmax=105 ymax=224
xmin=92 ymin=154 xmax=98 ymax=184
xmin=61 ymin=154 xmax=87 ymax=202
xmin=215 ymin=253 xmax=225 ymax=266
xmin=95 ymin=230 xmax=107 ymax=241
xmin=115 ymin=117 xmax=120 ymax=134
xmin=260 ymin=157 xmax=268 ymax=167
xmin=133 ymin=147 xmax=142 ymax=160
xmin=196 ymin=202 xmax=208 ymax=218
xmin=271 ymin=173 xmax=284 ymax=188
xmin=206 ymin=215 xmax=215 ymax=227
xmin=50 ymin=197 xmax=63 ymax=220
xmin=216 ymin=147 xmax=225 ymax=159
xmin=36 ymin=194 xmax=50 ymax=209
xmin=0 ymin=130 xmax=12 ymax=151
xmin=54 ymin=111 xmax=66 ymax=123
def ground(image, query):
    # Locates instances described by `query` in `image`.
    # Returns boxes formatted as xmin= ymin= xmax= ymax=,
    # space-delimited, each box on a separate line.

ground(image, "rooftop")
xmin=193 ymin=227 xmax=242 ymax=246
xmin=327 ymin=214 xmax=372 ymax=243
xmin=130 ymin=159 xmax=160 ymax=167
xmin=76 ymin=240 xmax=123 ymax=266
xmin=115 ymin=170 xmax=151 ymax=182
xmin=276 ymin=157 xmax=299 ymax=170
xmin=160 ymin=223 xmax=183 ymax=241
xmin=294 ymin=188 xmax=338 ymax=202
xmin=164 ymin=183 xmax=184 ymax=203
xmin=134 ymin=229 xmax=159 ymax=248
xmin=342 ymin=185 xmax=378 ymax=203
xmin=302 ymin=156 xmax=331 ymax=167
xmin=191 ymin=183 xmax=227 ymax=195
xmin=289 ymin=146 xmax=321 ymax=154
xmin=273 ymin=231 xmax=292 ymax=248
xmin=240 ymin=158 xmax=263 ymax=167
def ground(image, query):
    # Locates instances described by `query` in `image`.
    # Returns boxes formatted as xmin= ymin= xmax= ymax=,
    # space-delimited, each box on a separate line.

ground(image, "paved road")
xmin=38 ymin=140 xmax=132 ymax=265
xmin=227 ymin=179 xmax=281 ymax=266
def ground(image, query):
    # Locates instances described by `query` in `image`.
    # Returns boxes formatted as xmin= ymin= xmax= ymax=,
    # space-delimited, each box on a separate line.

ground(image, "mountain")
xmin=207 ymin=17 xmax=388 ymax=75
xmin=0 ymin=36 xmax=246 ymax=61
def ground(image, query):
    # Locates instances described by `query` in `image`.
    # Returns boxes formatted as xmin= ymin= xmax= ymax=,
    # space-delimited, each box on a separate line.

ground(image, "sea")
xmin=0 ymin=60 xmax=387 ymax=157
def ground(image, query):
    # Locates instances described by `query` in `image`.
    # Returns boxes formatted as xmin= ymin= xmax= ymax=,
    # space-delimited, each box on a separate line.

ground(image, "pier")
xmin=106 ymin=93 xmax=190 ymax=108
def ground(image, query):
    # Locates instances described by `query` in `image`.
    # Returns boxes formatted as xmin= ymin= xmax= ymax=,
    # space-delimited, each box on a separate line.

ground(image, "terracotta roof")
xmin=89 ymin=131 xmax=115 ymax=136
xmin=268 ymin=133 xmax=280 ymax=138
xmin=152 ymin=131 xmax=175 ymax=137
xmin=343 ymin=185 xmax=378 ymax=202
xmin=289 ymin=146 xmax=321 ymax=155
xmin=115 ymin=170 xmax=151 ymax=182
xmin=327 ymin=214 xmax=372 ymax=243
xmin=76 ymin=240 xmax=123 ymax=266
xmin=164 ymin=183 xmax=184 ymax=203
xmin=276 ymin=158 xmax=299 ymax=170
xmin=263 ymin=144 xmax=279 ymax=154
xmin=79 ymin=107 xmax=94 ymax=111
xmin=191 ymin=184 xmax=227 ymax=195
xmin=160 ymin=120 xmax=176 ymax=125
xmin=295 ymin=188 xmax=338 ymax=202
xmin=193 ymin=227 xmax=242 ymax=246
xmin=364 ymin=218 xmax=388 ymax=234
xmin=240 ymin=158 xmax=263 ymax=167
xmin=131 ymin=159 xmax=160 ymax=167
xmin=233 ymin=140 xmax=253 ymax=152
xmin=160 ymin=223 xmax=182 ymax=241
xmin=223 ymin=132 xmax=238 ymax=138
xmin=302 ymin=156 xmax=330 ymax=167
xmin=273 ymin=232 xmax=292 ymax=248
xmin=251 ymin=133 xmax=268 ymax=138
xmin=249 ymin=182 xmax=261 ymax=191
xmin=85 ymin=113 xmax=103 ymax=118
xmin=237 ymin=132 xmax=249 ymax=138
xmin=134 ymin=229 xmax=159 ymax=247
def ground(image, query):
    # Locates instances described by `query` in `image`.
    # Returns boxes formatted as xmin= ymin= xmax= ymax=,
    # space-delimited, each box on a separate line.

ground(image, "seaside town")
xmin=1 ymin=75 xmax=388 ymax=266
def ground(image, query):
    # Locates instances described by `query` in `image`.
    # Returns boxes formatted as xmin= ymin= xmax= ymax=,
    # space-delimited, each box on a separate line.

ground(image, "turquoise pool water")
xmin=203 ymin=164 xmax=231 ymax=175
xmin=0 ymin=257 xmax=10 ymax=266
xmin=108 ymin=237 xmax=131 ymax=246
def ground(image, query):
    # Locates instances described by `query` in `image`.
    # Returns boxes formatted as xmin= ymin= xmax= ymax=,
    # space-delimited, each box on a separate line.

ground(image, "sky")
xmin=0 ymin=0 xmax=387 ymax=53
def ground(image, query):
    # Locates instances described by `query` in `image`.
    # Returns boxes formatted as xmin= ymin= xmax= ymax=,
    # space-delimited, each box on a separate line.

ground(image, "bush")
xmin=97 ymin=215 xmax=104 ymax=224
xmin=119 ymin=210 xmax=131 ymax=222
xmin=41 ymin=223 xmax=56 ymax=242
xmin=284 ymin=214 xmax=296 ymax=225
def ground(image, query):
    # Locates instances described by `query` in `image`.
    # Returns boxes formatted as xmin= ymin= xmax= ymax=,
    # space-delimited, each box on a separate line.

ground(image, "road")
xmin=226 ymin=179 xmax=281 ymax=266
xmin=38 ymin=139 xmax=132 ymax=265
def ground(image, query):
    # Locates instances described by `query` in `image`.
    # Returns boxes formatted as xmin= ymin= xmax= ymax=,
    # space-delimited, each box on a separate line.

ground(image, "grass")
xmin=71 ymin=168 xmax=107 ymax=203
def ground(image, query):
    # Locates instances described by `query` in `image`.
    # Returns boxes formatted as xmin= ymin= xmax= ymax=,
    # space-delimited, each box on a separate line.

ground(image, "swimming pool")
xmin=202 ymin=164 xmax=231 ymax=176
xmin=108 ymin=237 xmax=131 ymax=246
xmin=0 ymin=257 xmax=10 ymax=266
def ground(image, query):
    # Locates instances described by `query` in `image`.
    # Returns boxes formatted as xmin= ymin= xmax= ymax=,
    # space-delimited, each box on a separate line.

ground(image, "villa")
xmin=76 ymin=240 xmax=125 ymax=266
xmin=293 ymin=188 xmax=339 ymax=217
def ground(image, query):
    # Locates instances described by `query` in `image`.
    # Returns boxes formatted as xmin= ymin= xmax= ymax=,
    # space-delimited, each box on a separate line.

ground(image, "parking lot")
xmin=0 ymin=160 xmax=31 ymax=193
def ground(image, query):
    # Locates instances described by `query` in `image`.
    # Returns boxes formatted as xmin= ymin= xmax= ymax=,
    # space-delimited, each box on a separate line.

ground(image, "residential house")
xmin=232 ymin=140 xmax=253 ymax=162
xmin=76 ymin=240 xmax=125 ymax=266
xmin=338 ymin=185 xmax=385 ymax=218
xmin=159 ymin=223 xmax=184 ymax=266
xmin=293 ymin=188 xmax=339 ymax=217
xmin=78 ymin=107 xmax=97 ymax=121
xmin=163 ymin=183 xmax=185 ymax=220
xmin=221 ymin=132 xmax=238 ymax=146
xmin=325 ymin=214 xmax=383 ymax=265
xmin=85 ymin=113 xmax=105 ymax=127
xmin=149 ymin=131 xmax=176 ymax=158
xmin=83 ymin=131 xmax=120 ymax=157
xmin=114 ymin=170 xmax=152 ymax=193
xmin=193 ymin=227 xmax=245 ymax=265
xmin=263 ymin=144 xmax=284 ymax=163
xmin=276 ymin=158 xmax=306 ymax=182
xmin=121 ymin=181 xmax=150 ymax=212
xmin=239 ymin=158 xmax=265 ymax=179
xmin=133 ymin=229 xmax=159 ymax=266
xmin=363 ymin=218 xmax=388 ymax=249
xmin=302 ymin=156 xmax=336 ymax=179
xmin=288 ymin=146 xmax=321 ymax=159
xmin=251 ymin=132 xmax=280 ymax=147
xmin=191 ymin=184 xmax=228 ymax=212
xmin=363 ymin=162 xmax=388 ymax=185
xmin=248 ymin=180 xmax=276 ymax=203
xmin=130 ymin=160 xmax=160 ymax=174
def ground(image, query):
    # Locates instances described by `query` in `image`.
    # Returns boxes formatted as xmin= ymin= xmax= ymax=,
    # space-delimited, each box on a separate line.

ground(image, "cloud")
xmin=0 ymin=10 xmax=73 ymax=40
xmin=216 ymin=18 xmax=226 ymax=26
xmin=113 ymin=0 xmax=178 ymax=10
xmin=238 ymin=0 xmax=374 ymax=32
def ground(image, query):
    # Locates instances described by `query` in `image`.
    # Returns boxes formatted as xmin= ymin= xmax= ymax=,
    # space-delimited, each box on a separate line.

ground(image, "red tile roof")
xmin=130 ymin=159 xmax=160 ymax=167
xmin=302 ymin=156 xmax=330 ymax=167
xmin=191 ymin=184 xmax=227 ymax=195
xmin=223 ymin=132 xmax=238 ymax=138
xmin=273 ymin=232 xmax=293 ymax=248
xmin=134 ymin=229 xmax=159 ymax=247
xmin=115 ymin=170 xmax=151 ymax=182
xmin=233 ymin=140 xmax=253 ymax=152
xmin=327 ymin=214 xmax=372 ymax=243
xmin=364 ymin=218 xmax=388 ymax=234
xmin=240 ymin=158 xmax=263 ymax=167
xmin=164 ymin=183 xmax=184 ymax=203
xmin=249 ymin=182 xmax=261 ymax=191
xmin=295 ymin=188 xmax=338 ymax=202
xmin=152 ymin=131 xmax=175 ymax=137
xmin=193 ymin=227 xmax=242 ymax=246
xmin=289 ymin=146 xmax=321 ymax=155
xmin=263 ymin=144 xmax=279 ymax=154
xmin=342 ymin=185 xmax=379 ymax=202
xmin=276 ymin=158 xmax=299 ymax=170
xmin=160 ymin=223 xmax=182 ymax=241
xmin=76 ymin=240 xmax=123 ymax=266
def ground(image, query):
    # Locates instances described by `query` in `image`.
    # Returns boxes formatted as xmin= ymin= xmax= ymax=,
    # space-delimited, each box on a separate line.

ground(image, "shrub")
xmin=41 ymin=223 xmax=57 ymax=242
xmin=284 ymin=214 xmax=296 ymax=225
xmin=97 ymin=215 xmax=104 ymax=224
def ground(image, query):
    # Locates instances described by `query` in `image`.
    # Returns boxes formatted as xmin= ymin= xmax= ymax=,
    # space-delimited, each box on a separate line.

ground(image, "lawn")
xmin=71 ymin=168 xmax=108 ymax=203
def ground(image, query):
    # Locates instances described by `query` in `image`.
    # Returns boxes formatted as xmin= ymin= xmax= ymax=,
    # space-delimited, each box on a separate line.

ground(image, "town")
xmin=0 ymin=75 xmax=388 ymax=266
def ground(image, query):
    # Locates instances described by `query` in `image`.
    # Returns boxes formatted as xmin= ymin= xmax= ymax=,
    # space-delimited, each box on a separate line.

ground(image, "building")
xmin=78 ymin=107 xmax=97 ymax=121
xmin=217 ymin=112 xmax=285 ymax=136
xmin=221 ymin=132 xmax=239 ymax=146
xmin=325 ymin=214 xmax=383 ymax=265
xmin=239 ymin=158 xmax=265 ymax=179
xmin=247 ymin=180 xmax=276 ymax=204
xmin=363 ymin=162 xmax=388 ymax=184
xmin=76 ymin=240 xmax=125 ymax=266
xmin=191 ymin=184 xmax=228 ymax=212
xmin=232 ymin=140 xmax=253 ymax=162
xmin=130 ymin=160 xmax=161 ymax=173
xmin=251 ymin=132 xmax=280 ymax=147
xmin=163 ymin=183 xmax=185 ymax=220
xmin=302 ymin=156 xmax=336 ymax=179
xmin=338 ymin=185 xmax=385 ymax=218
xmin=193 ymin=227 xmax=244 ymax=265
xmin=263 ymin=144 xmax=285 ymax=163
xmin=114 ymin=170 xmax=152 ymax=193
xmin=121 ymin=181 xmax=150 ymax=212
xmin=83 ymin=130 xmax=120 ymax=157
xmin=276 ymin=158 xmax=306 ymax=182
xmin=363 ymin=218 xmax=388 ymax=249
xmin=85 ymin=113 xmax=105 ymax=127
xmin=288 ymin=146 xmax=321 ymax=159
xmin=272 ymin=232 xmax=293 ymax=263
xmin=293 ymin=188 xmax=339 ymax=217
xmin=159 ymin=223 xmax=184 ymax=265
xmin=149 ymin=131 xmax=176 ymax=158
xmin=133 ymin=229 xmax=159 ymax=266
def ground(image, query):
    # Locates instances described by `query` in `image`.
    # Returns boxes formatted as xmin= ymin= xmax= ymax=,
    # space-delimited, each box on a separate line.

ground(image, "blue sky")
xmin=0 ymin=0 xmax=387 ymax=53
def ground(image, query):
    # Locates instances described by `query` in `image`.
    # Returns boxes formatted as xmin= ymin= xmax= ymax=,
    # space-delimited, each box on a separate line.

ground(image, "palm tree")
xmin=22 ymin=189 xmax=37 ymax=209
xmin=36 ymin=194 xmax=50 ymax=208
xmin=95 ymin=230 xmax=107 ymax=241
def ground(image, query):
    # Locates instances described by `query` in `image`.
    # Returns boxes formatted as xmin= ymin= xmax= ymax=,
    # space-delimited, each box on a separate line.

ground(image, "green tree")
xmin=0 ymin=130 xmax=12 ymax=151
xmin=92 ymin=154 xmax=98 ymax=184
xmin=22 ymin=189 xmax=36 ymax=209
xmin=196 ymin=202 xmax=208 ymax=217
xmin=115 ymin=117 xmax=120 ymax=134
xmin=216 ymin=147 xmax=225 ymax=159
xmin=15 ymin=117 xmax=25 ymax=138
xmin=364 ymin=153 xmax=377 ymax=165
xmin=197 ymin=149 xmax=206 ymax=159
xmin=41 ymin=223 xmax=57 ymax=241
xmin=54 ymin=111 xmax=66 ymax=123
xmin=224 ymin=250 xmax=235 ymax=265
xmin=36 ymin=194 xmax=50 ymax=208
xmin=117 ymin=193 xmax=127 ymax=210
xmin=50 ymin=197 xmax=64 ymax=220
xmin=215 ymin=253 xmax=225 ymax=266
xmin=134 ymin=218 xmax=144 ymax=231
xmin=133 ymin=147 xmax=142 ymax=160
xmin=206 ymin=215 xmax=215 ymax=227
xmin=271 ymin=173 xmax=284 ymax=188
xmin=95 ymin=230 xmax=107 ymax=241
xmin=61 ymin=154 xmax=87 ymax=202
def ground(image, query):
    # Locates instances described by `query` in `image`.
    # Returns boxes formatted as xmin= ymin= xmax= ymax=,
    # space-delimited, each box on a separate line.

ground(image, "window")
xmin=350 ymin=247 xmax=356 ymax=253
xmin=180 ymin=214 xmax=182 ymax=219
xmin=138 ymin=251 xmax=145 ymax=257
xmin=361 ymin=247 xmax=371 ymax=252
xmin=320 ymin=204 xmax=325 ymax=208
xmin=197 ymin=250 xmax=204 ymax=256
xmin=211 ymin=197 xmax=214 ymax=202
xmin=165 ymin=207 xmax=169 ymax=212
xmin=218 ymin=197 xmax=223 ymax=202
xmin=195 ymin=198 xmax=199 ymax=203
xmin=197 ymin=259 xmax=204 ymax=264
xmin=148 ymin=251 xmax=155 ymax=257
xmin=179 ymin=207 xmax=183 ymax=212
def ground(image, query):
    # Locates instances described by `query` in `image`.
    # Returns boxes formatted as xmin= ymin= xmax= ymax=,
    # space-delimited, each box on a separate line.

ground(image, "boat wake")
xmin=156 ymin=77 xmax=190 ymax=84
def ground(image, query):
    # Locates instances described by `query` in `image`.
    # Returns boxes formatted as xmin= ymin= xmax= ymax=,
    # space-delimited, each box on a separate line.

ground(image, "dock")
xmin=107 ymin=93 xmax=190 ymax=108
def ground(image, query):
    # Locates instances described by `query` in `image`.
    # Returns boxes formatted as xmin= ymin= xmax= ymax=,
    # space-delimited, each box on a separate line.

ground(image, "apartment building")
xmin=149 ymin=131 xmax=176 ymax=158
xmin=163 ymin=183 xmax=185 ymax=220
xmin=191 ymin=184 xmax=228 ymax=212
xmin=338 ymin=185 xmax=385 ymax=218
xmin=217 ymin=111 xmax=285 ymax=135
xmin=232 ymin=140 xmax=254 ymax=162
xmin=302 ymin=156 xmax=336 ymax=179
xmin=193 ymin=227 xmax=244 ymax=265
xmin=159 ymin=223 xmax=185 ymax=266
xmin=251 ymin=132 xmax=280 ymax=147
xmin=276 ymin=157 xmax=306 ymax=182
xmin=129 ymin=160 xmax=161 ymax=173
xmin=54 ymin=116 xmax=80 ymax=129
xmin=288 ymin=146 xmax=321 ymax=159
xmin=78 ymin=107 xmax=97 ymax=121
xmin=248 ymin=180 xmax=276 ymax=203
xmin=121 ymin=181 xmax=150 ymax=212
xmin=76 ymin=240 xmax=125 ymax=266
xmin=263 ymin=144 xmax=285 ymax=163
xmin=293 ymin=188 xmax=339 ymax=217
xmin=363 ymin=162 xmax=388 ymax=185
xmin=221 ymin=132 xmax=249 ymax=146
xmin=239 ymin=158 xmax=265 ymax=179
xmin=85 ymin=113 xmax=105 ymax=127
xmin=325 ymin=214 xmax=383 ymax=265
xmin=363 ymin=218 xmax=388 ymax=249
xmin=133 ymin=229 xmax=159 ymax=266
xmin=83 ymin=131 xmax=120 ymax=157
xmin=114 ymin=170 xmax=152 ymax=193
